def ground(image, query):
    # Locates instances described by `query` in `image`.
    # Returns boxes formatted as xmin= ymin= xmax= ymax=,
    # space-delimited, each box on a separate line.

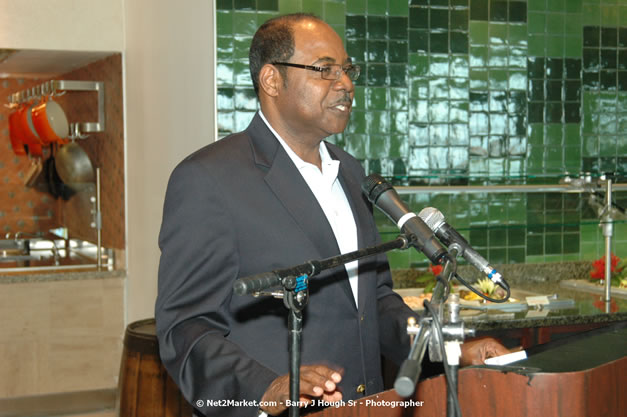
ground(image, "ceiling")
xmin=0 ymin=49 xmax=114 ymax=79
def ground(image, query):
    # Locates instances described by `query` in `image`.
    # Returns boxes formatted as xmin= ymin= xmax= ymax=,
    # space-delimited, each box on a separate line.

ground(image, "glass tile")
xmin=409 ymin=123 xmax=429 ymax=146
xmin=366 ymin=87 xmax=388 ymax=110
xmin=582 ymin=71 xmax=599 ymax=89
xmin=347 ymin=0 xmax=366 ymax=14
xmin=527 ymin=57 xmax=545 ymax=79
xmin=601 ymin=5 xmax=617 ymax=26
xmin=429 ymin=146 xmax=450 ymax=170
xmin=217 ymin=0 xmax=232 ymax=9
xmin=470 ymin=91 xmax=489 ymax=111
xmin=217 ymin=11 xmax=233 ymax=36
xmin=545 ymin=102 xmax=563 ymax=123
xmin=451 ymin=9 xmax=469 ymax=31
xmin=546 ymin=58 xmax=563 ymax=80
xmin=450 ymin=124 xmax=469 ymax=145
xmin=601 ymin=49 xmax=618 ymax=70
xmin=234 ymin=0 xmax=255 ymax=9
xmin=409 ymin=29 xmax=429 ymax=53
xmin=233 ymin=36 xmax=252 ymax=60
xmin=469 ymin=21 xmax=489 ymax=45
xmin=488 ymin=23 xmax=508 ymax=45
xmin=508 ymin=90 xmax=526 ymax=113
xmin=527 ymin=11 xmax=546 ymax=34
xmin=411 ymin=100 xmax=429 ymax=123
xmin=324 ymin=2 xmax=345 ymax=25
xmin=618 ymin=71 xmax=627 ymax=91
xmin=217 ymin=63 xmax=234 ymax=85
xmin=367 ymin=0 xmax=387 ymax=15
xmin=544 ymin=124 xmax=562 ymax=146
xmin=528 ymin=34 xmax=546 ymax=56
xmin=429 ymin=101 xmax=449 ymax=123
xmin=389 ymin=0 xmax=409 ymax=16
xmin=470 ymin=0 xmax=489 ymax=21
xmin=217 ymin=87 xmax=235 ymax=110
xmin=546 ymin=80 xmax=562 ymax=101
xmin=491 ymin=1 xmax=508 ymax=22
xmin=546 ymin=35 xmax=564 ymax=58
xmin=508 ymin=71 xmax=526 ymax=90
xmin=234 ymin=88 xmax=257 ymax=110
xmin=218 ymin=111 xmax=235 ymax=133
xmin=469 ymin=69 xmax=489 ymax=89
xmin=368 ymin=40 xmax=388 ymax=62
xmin=233 ymin=11 xmax=258 ymax=36
xmin=619 ymin=28 xmax=627 ymax=48
xmin=600 ymin=70 xmax=617 ymax=90
xmin=584 ymin=26 xmax=602 ymax=47
xmin=449 ymin=147 xmax=469 ymax=169
xmin=444 ymin=56 xmax=465 ymax=76
xmin=546 ymin=14 xmax=564 ymax=36
xmin=470 ymin=45 xmax=489 ymax=67
xmin=368 ymin=15 xmax=387 ymax=39
xmin=564 ymin=58 xmax=582 ymax=79
xmin=450 ymin=32 xmax=469 ymax=54
xmin=389 ymin=64 xmax=408 ymax=87
xmin=348 ymin=111 xmax=367 ymax=133
xmin=489 ymin=45 xmax=508 ymax=67
xmin=489 ymin=91 xmax=507 ymax=112
xmin=390 ymin=112 xmax=408 ymax=134
xmin=234 ymin=111 xmax=255 ymax=131
xmin=564 ymin=80 xmax=581 ymax=101
xmin=583 ymin=48 xmax=600 ymax=71
xmin=429 ymin=78 xmax=449 ymax=99
xmin=509 ymin=24 xmax=527 ymax=48
xmin=528 ymin=102 xmax=544 ymax=123
xmin=430 ymin=8 xmax=449 ymax=31
xmin=389 ymin=17 xmax=409 ymax=40
xmin=389 ymin=41 xmax=409 ymax=63
xmin=366 ymin=63 xmax=387 ymax=86
xmin=469 ymin=112 xmax=489 ymax=135
xmin=429 ymin=125 xmax=449 ymax=146
xmin=619 ymin=50 xmax=627 ymax=71
xmin=449 ymin=77 xmax=468 ymax=100
xmin=346 ymin=15 xmax=366 ymax=38
xmin=509 ymin=1 xmax=527 ymax=23
xmin=257 ymin=0 xmax=278 ymax=11
xmin=450 ymin=101 xmax=469 ymax=122
xmin=217 ymin=36 xmax=234 ymax=61
xmin=409 ymin=6 xmax=429 ymax=29
xmin=429 ymin=56 xmax=450 ymax=76
xmin=347 ymin=39 xmax=367 ymax=62
xmin=489 ymin=69 xmax=508 ymax=90
xmin=430 ymin=32 xmax=449 ymax=54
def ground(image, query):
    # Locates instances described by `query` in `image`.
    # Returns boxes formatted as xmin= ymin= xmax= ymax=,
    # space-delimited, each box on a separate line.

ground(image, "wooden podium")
xmin=310 ymin=324 xmax=627 ymax=417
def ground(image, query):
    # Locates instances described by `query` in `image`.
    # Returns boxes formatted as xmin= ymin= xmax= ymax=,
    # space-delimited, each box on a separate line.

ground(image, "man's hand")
xmin=260 ymin=364 xmax=343 ymax=416
xmin=460 ymin=337 xmax=512 ymax=367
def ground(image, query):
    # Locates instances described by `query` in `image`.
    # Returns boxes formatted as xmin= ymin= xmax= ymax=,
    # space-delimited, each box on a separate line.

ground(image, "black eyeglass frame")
xmin=271 ymin=62 xmax=361 ymax=81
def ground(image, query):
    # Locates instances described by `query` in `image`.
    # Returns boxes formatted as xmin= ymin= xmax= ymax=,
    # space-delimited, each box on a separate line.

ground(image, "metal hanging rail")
xmin=7 ymin=79 xmax=105 ymax=139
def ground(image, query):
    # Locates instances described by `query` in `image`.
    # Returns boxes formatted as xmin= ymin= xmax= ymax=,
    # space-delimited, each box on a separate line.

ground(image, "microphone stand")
xmin=234 ymin=235 xmax=411 ymax=417
xmin=394 ymin=244 xmax=475 ymax=417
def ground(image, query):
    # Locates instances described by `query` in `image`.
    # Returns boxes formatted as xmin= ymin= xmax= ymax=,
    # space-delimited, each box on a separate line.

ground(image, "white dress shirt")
xmin=259 ymin=111 xmax=360 ymax=304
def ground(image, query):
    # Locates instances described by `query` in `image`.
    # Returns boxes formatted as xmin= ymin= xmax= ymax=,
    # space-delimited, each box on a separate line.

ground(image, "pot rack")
xmin=7 ymin=80 xmax=105 ymax=139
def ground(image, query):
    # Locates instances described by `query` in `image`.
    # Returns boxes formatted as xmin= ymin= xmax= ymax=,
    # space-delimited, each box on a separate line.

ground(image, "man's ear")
xmin=258 ymin=64 xmax=282 ymax=98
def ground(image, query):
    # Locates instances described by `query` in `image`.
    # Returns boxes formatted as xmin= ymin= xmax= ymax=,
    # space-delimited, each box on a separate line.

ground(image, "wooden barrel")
xmin=118 ymin=318 xmax=194 ymax=417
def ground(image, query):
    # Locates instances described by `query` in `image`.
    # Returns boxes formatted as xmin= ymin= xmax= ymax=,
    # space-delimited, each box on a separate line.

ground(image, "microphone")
xmin=418 ymin=207 xmax=508 ymax=289
xmin=361 ymin=174 xmax=447 ymax=264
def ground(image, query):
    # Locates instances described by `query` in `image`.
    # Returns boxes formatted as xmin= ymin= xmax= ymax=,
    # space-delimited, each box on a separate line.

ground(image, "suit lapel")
xmin=247 ymin=113 xmax=341 ymax=261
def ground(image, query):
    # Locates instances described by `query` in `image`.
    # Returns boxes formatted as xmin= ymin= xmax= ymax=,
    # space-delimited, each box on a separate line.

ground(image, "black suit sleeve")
xmin=155 ymin=158 xmax=277 ymax=417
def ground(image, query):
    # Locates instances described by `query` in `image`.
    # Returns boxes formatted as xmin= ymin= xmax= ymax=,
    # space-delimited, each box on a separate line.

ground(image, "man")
xmin=156 ymin=13 xmax=508 ymax=417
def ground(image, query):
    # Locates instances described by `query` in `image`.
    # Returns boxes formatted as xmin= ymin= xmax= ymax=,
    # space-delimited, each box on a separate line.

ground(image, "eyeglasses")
xmin=272 ymin=62 xmax=361 ymax=81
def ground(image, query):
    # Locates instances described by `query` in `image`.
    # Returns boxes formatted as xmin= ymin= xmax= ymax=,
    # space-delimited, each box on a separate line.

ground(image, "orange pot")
xmin=32 ymin=99 xmax=69 ymax=144
xmin=8 ymin=108 xmax=27 ymax=156
xmin=18 ymin=104 xmax=43 ymax=156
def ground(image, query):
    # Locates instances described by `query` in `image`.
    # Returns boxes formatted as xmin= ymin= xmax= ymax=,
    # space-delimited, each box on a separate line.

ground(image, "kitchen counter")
xmin=392 ymin=262 xmax=627 ymax=332
xmin=0 ymin=268 xmax=125 ymax=284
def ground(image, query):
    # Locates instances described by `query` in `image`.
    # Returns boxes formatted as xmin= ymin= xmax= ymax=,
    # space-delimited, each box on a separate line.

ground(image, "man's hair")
xmin=249 ymin=13 xmax=322 ymax=97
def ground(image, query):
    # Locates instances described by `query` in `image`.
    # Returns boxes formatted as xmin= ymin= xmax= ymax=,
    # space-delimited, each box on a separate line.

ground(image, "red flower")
xmin=430 ymin=264 xmax=443 ymax=277
xmin=590 ymin=254 xmax=620 ymax=280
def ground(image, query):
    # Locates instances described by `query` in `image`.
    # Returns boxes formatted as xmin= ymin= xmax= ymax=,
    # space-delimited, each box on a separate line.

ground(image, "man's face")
xmin=274 ymin=20 xmax=355 ymax=142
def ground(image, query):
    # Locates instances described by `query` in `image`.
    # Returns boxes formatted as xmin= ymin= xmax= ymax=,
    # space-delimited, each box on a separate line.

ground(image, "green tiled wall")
xmin=216 ymin=0 xmax=627 ymax=269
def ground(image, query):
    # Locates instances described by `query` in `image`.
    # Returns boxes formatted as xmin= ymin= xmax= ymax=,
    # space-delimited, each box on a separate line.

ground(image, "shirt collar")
xmin=258 ymin=110 xmax=338 ymax=172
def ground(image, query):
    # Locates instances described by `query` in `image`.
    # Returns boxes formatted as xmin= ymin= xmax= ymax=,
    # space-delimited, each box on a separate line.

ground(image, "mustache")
xmin=330 ymin=93 xmax=352 ymax=106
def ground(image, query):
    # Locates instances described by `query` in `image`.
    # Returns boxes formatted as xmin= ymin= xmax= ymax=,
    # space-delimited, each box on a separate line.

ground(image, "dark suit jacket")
xmin=156 ymin=113 xmax=413 ymax=417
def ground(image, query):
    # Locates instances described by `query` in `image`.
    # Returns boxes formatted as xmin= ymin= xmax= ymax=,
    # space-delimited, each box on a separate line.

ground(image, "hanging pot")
xmin=55 ymin=141 xmax=95 ymax=191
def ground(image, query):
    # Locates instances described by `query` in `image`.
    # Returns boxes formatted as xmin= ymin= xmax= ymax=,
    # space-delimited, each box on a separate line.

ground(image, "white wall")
xmin=123 ymin=0 xmax=216 ymax=322
xmin=0 ymin=0 xmax=124 ymax=51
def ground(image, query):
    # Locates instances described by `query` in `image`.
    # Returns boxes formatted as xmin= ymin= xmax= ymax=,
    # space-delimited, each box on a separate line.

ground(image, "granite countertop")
xmin=392 ymin=262 xmax=627 ymax=330
xmin=0 ymin=268 xmax=125 ymax=284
